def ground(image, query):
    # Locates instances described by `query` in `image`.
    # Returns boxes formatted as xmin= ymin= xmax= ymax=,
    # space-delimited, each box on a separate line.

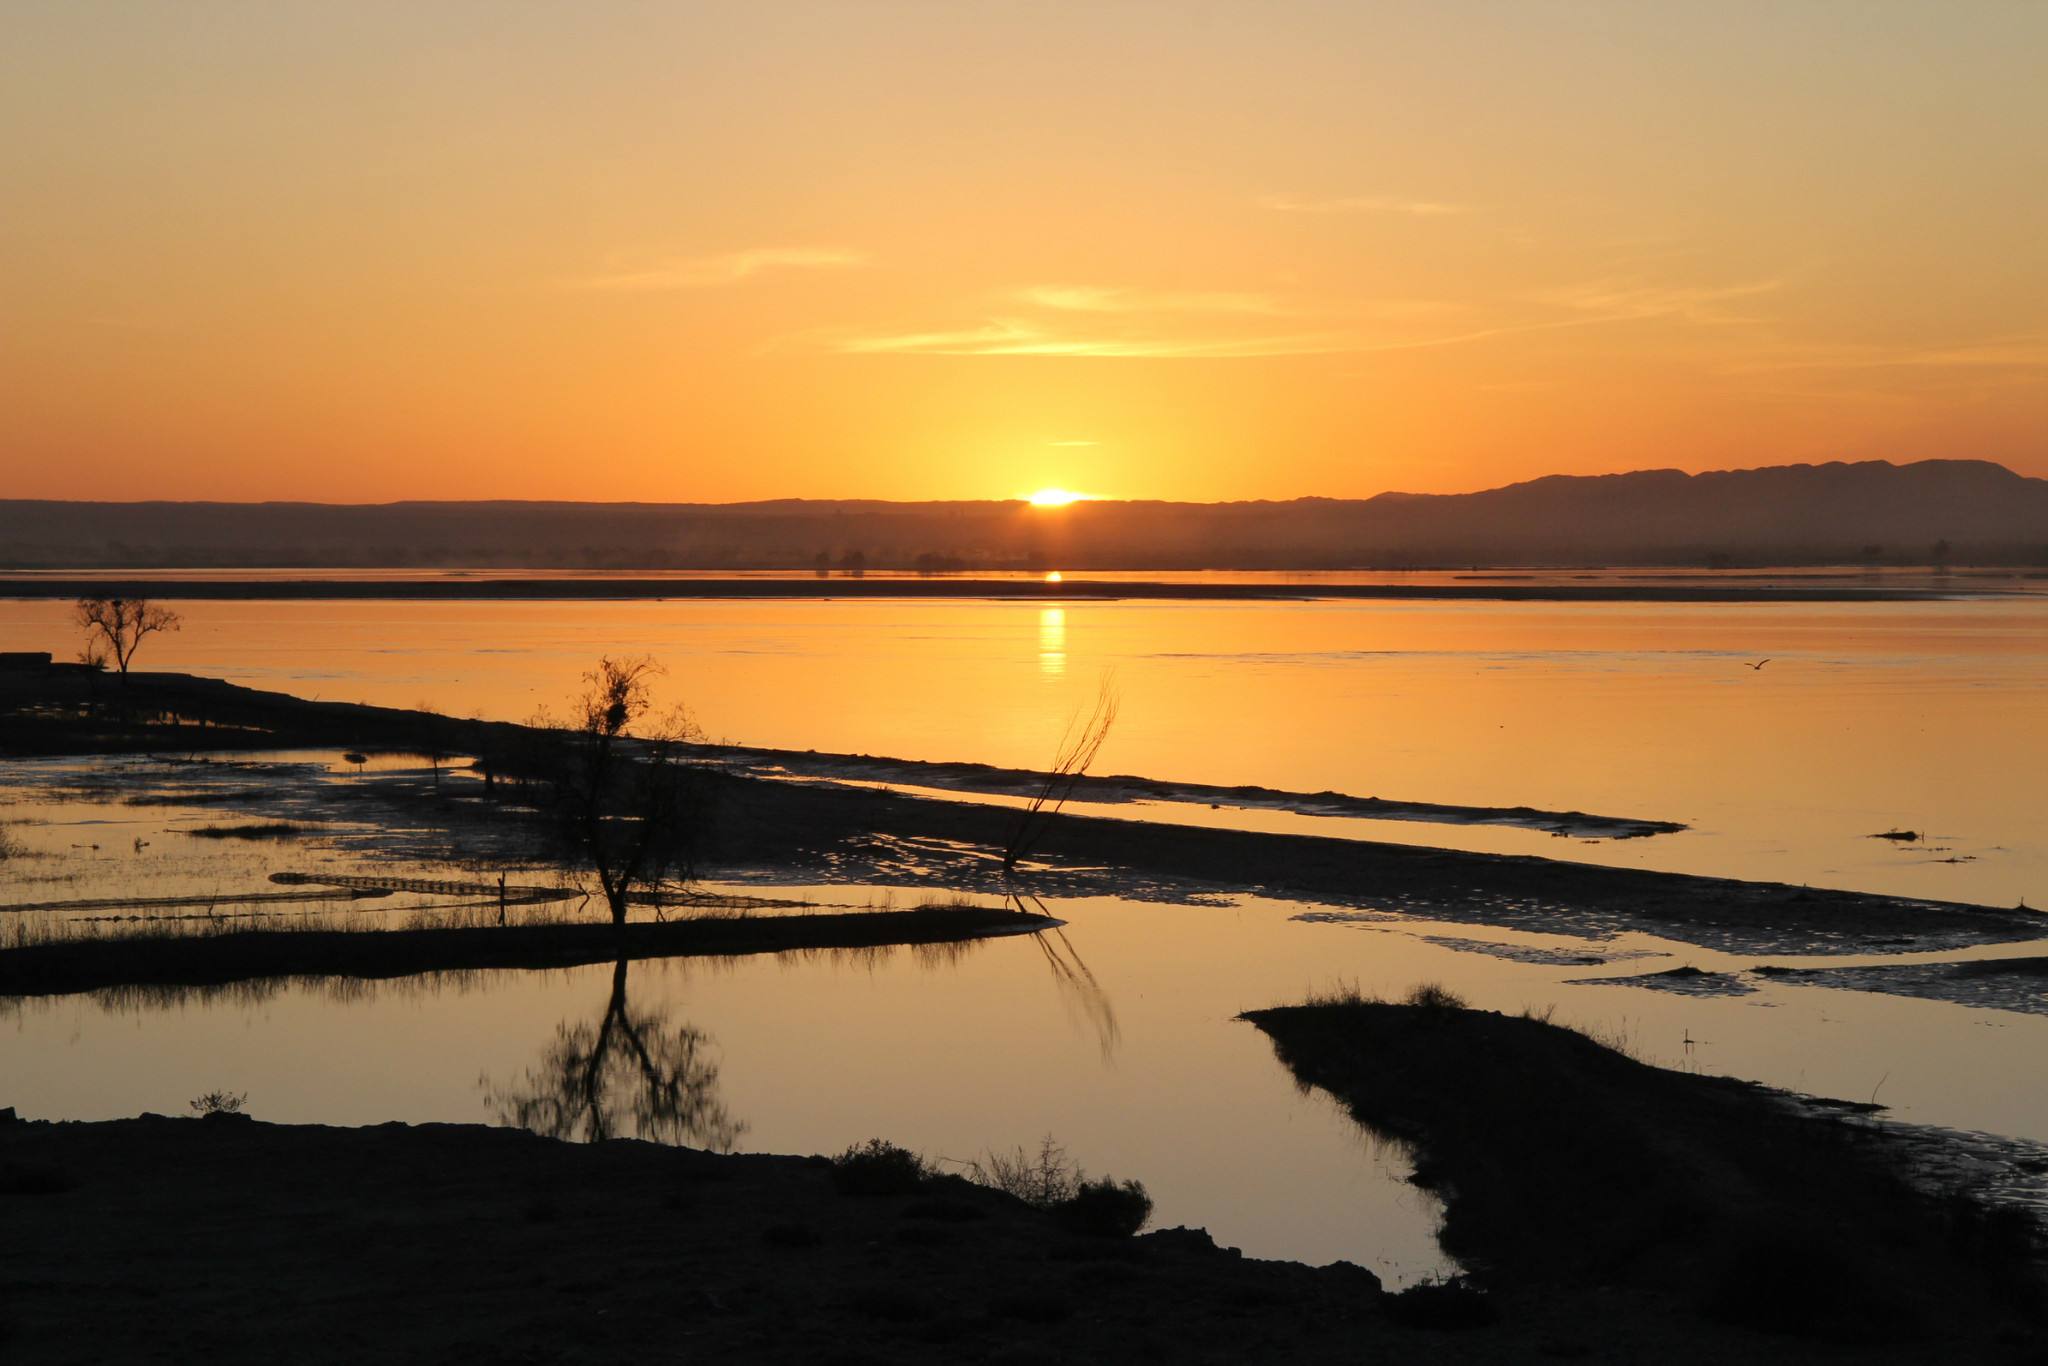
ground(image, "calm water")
xmin=8 ymin=870 xmax=2048 ymax=1281
xmin=3 ymin=594 xmax=2044 ymax=905
xmin=6 ymin=591 xmax=2048 ymax=1278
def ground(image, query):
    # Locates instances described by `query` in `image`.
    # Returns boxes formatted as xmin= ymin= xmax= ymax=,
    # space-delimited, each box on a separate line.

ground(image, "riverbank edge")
xmin=0 ymin=905 xmax=1050 ymax=998
xmin=1242 ymin=995 xmax=2045 ymax=1351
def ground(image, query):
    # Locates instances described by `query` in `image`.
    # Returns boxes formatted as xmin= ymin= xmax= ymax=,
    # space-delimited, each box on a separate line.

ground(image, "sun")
xmin=1027 ymin=487 xmax=1086 ymax=508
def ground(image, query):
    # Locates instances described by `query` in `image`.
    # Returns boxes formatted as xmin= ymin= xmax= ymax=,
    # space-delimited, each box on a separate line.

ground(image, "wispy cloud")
xmin=572 ymin=246 xmax=869 ymax=292
xmin=1016 ymin=285 xmax=1289 ymax=316
xmin=811 ymin=280 xmax=1330 ymax=356
xmin=1260 ymin=193 xmax=1471 ymax=216
xmin=825 ymin=320 xmax=1358 ymax=359
xmin=1534 ymin=278 xmax=1782 ymax=326
xmin=802 ymin=272 xmax=1786 ymax=361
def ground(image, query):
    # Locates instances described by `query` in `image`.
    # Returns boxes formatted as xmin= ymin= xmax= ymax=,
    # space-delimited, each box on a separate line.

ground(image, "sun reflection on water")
xmin=1038 ymin=606 xmax=1066 ymax=676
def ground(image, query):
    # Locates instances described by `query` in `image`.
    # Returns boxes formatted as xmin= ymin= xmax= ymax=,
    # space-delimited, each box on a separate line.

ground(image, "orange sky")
xmin=3 ymin=2 xmax=2044 ymax=503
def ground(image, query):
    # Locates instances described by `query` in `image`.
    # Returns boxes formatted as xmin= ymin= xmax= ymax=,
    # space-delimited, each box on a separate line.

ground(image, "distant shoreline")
xmin=0 ymin=575 xmax=1983 ymax=603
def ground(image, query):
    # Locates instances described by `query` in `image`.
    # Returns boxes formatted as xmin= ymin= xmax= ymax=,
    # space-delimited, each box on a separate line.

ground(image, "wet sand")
xmin=708 ymin=746 xmax=1686 ymax=839
xmin=712 ymin=775 xmax=2045 ymax=955
xmin=1758 ymin=955 xmax=2048 ymax=1016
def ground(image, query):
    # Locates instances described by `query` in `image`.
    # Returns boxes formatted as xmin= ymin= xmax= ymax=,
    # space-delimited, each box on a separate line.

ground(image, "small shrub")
xmin=830 ymin=1138 xmax=934 ymax=1196
xmin=188 ymin=1090 xmax=247 ymax=1118
xmin=968 ymin=1134 xmax=1080 ymax=1207
xmin=1056 ymin=1176 xmax=1153 ymax=1238
xmin=1404 ymin=982 xmax=1467 ymax=1011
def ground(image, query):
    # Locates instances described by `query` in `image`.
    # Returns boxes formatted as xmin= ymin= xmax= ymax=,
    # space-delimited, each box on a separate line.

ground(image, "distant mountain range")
xmin=3 ymin=460 xmax=2044 ymax=570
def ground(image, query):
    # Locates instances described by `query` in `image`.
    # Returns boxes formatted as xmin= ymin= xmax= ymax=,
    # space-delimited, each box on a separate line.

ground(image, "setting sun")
xmin=1027 ymin=488 xmax=1087 ymax=508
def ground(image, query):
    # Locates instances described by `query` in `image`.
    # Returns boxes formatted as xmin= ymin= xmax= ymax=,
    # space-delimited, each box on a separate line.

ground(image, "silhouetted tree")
xmin=1002 ymin=676 xmax=1119 ymax=876
xmin=549 ymin=656 xmax=704 ymax=925
xmin=485 ymin=956 xmax=742 ymax=1148
xmin=74 ymin=596 xmax=181 ymax=680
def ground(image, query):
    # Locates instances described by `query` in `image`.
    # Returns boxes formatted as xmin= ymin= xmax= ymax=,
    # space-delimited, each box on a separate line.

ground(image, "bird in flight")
xmin=1745 ymin=659 xmax=1771 ymax=671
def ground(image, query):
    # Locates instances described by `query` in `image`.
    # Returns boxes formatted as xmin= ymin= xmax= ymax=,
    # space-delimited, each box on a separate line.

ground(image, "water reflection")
xmin=1008 ymin=890 xmax=1120 ymax=1058
xmin=1037 ymin=606 xmax=1066 ymax=676
xmin=1032 ymin=927 xmax=1121 ymax=1059
xmin=484 ymin=957 xmax=744 ymax=1150
xmin=8 ymin=595 xmax=2047 ymax=904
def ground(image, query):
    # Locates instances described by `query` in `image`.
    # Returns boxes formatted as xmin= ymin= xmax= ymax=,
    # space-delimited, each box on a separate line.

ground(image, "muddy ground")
xmin=1244 ymin=997 xmax=2046 ymax=1358
xmin=3 ymin=1105 xmax=2038 ymax=1366
xmin=0 ymin=904 xmax=1047 ymax=998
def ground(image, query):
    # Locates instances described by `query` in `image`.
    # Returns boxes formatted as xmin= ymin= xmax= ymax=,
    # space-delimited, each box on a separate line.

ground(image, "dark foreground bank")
xmin=1244 ymin=995 xmax=2046 ymax=1354
xmin=6 ymin=1102 xmax=2041 ymax=1366
xmin=0 ymin=1115 xmax=1384 ymax=1366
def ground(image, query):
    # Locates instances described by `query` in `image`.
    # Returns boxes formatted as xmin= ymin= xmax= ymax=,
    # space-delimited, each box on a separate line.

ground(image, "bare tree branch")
xmin=74 ymin=597 xmax=182 ymax=680
xmin=1003 ymin=673 xmax=1119 ymax=876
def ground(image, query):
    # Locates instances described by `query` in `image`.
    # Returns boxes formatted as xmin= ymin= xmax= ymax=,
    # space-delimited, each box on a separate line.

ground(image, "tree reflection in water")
xmin=485 ymin=957 xmax=743 ymax=1151
xmin=485 ymin=919 xmax=1119 ymax=1146
xmin=1007 ymin=890 xmax=1120 ymax=1060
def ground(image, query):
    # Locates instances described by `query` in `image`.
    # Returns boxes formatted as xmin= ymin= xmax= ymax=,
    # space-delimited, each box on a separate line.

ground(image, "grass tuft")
xmin=962 ymin=1133 xmax=1152 ymax=1237
xmin=1403 ymin=982 xmax=1466 ymax=1011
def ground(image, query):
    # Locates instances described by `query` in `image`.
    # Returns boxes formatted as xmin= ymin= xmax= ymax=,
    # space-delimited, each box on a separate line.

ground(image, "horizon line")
xmin=0 ymin=457 xmax=2020 ymax=512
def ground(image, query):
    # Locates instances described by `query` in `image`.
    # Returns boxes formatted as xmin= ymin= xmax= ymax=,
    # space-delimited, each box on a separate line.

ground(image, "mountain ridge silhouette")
xmin=5 ymin=458 xmax=2042 ymax=568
